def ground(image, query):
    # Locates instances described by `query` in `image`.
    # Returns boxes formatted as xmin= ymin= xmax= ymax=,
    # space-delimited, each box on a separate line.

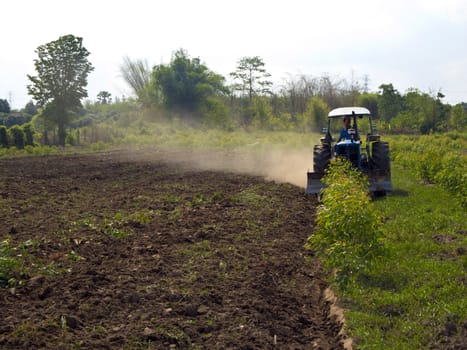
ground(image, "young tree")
xmin=230 ymin=56 xmax=272 ymax=102
xmin=120 ymin=56 xmax=152 ymax=106
xmin=27 ymin=34 xmax=94 ymax=146
xmin=97 ymin=91 xmax=112 ymax=104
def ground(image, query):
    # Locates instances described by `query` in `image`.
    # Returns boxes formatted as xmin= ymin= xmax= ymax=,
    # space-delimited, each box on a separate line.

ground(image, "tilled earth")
xmin=0 ymin=149 xmax=346 ymax=349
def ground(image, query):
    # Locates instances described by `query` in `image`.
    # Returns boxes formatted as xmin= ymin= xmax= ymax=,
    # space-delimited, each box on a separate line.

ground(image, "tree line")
xmin=1 ymin=34 xmax=466 ymax=149
xmin=119 ymin=49 xmax=466 ymax=134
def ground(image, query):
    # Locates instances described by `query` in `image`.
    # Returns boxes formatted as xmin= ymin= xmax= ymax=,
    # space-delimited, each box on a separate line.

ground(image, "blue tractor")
xmin=306 ymin=107 xmax=392 ymax=195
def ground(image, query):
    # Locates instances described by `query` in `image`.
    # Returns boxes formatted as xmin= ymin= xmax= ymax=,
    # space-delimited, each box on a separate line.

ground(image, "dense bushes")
xmin=390 ymin=134 xmax=467 ymax=206
xmin=0 ymin=113 xmax=32 ymax=127
xmin=307 ymin=159 xmax=385 ymax=286
xmin=0 ymin=123 xmax=35 ymax=149
xmin=9 ymin=125 xmax=25 ymax=149
xmin=0 ymin=126 xmax=8 ymax=147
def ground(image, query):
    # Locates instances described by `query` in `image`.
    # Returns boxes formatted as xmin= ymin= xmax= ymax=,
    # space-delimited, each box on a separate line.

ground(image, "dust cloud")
xmin=166 ymin=147 xmax=313 ymax=189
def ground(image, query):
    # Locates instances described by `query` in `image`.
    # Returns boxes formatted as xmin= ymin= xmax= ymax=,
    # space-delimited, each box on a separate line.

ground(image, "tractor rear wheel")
xmin=371 ymin=142 xmax=390 ymax=172
xmin=313 ymin=144 xmax=332 ymax=174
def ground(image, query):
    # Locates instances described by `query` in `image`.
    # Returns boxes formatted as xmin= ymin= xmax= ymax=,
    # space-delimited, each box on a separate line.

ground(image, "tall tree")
xmin=449 ymin=104 xmax=467 ymax=131
xmin=230 ymin=56 xmax=272 ymax=102
xmin=391 ymin=89 xmax=444 ymax=134
xmin=377 ymin=83 xmax=403 ymax=123
xmin=27 ymin=34 xmax=94 ymax=146
xmin=356 ymin=92 xmax=379 ymax=118
xmin=0 ymin=99 xmax=10 ymax=113
xmin=152 ymin=49 xmax=227 ymax=114
xmin=23 ymin=100 xmax=38 ymax=115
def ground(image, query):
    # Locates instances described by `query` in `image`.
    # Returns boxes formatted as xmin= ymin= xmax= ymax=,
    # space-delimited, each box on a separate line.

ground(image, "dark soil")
xmin=0 ymin=149 xmax=346 ymax=349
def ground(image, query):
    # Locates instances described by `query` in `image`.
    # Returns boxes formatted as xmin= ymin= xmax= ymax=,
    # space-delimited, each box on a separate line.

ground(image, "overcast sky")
xmin=2 ymin=0 xmax=466 ymax=109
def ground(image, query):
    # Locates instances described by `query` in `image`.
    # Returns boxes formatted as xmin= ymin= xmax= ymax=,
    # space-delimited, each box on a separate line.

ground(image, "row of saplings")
xmin=0 ymin=124 xmax=34 ymax=149
xmin=307 ymin=158 xmax=385 ymax=287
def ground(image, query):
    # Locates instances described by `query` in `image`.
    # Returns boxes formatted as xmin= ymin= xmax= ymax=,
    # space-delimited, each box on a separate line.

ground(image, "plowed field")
xmin=0 ymin=149 xmax=346 ymax=349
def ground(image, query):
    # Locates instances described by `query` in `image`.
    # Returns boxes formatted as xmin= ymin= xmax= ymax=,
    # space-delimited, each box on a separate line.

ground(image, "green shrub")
xmin=307 ymin=158 xmax=385 ymax=287
xmin=22 ymin=123 xmax=35 ymax=146
xmin=0 ymin=237 xmax=59 ymax=287
xmin=0 ymin=237 xmax=18 ymax=287
xmin=9 ymin=125 xmax=25 ymax=149
xmin=0 ymin=126 xmax=8 ymax=147
xmin=389 ymin=134 xmax=467 ymax=206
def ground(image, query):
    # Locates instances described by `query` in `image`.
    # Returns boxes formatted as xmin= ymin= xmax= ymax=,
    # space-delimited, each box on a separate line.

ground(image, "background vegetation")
xmin=1 ymin=39 xmax=466 ymax=151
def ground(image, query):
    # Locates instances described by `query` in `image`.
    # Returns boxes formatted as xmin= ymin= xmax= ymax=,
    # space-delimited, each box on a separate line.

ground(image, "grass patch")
xmin=178 ymin=239 xmax=213 ymax=259
xmin=231 ymin=188 xmax=270 ymax=207
xmin=119 ymin=123 xmax=320 ymax=151
xmin=70 ymin=211 xmax=155 ymax=239
xmin=341 ymin=163 xmax=466 ymax=349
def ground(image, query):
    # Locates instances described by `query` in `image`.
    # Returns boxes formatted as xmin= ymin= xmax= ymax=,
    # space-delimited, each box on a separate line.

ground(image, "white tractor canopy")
xmin=328 ymin=107 xmax=371 ymax=118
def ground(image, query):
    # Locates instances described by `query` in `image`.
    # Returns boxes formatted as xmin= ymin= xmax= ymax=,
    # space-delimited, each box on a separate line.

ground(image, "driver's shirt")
xmin=339 ymin=128 xmax=359 ymax=141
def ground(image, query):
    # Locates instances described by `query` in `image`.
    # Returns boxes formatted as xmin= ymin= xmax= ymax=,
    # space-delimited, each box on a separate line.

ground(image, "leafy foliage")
xmin=197 ymin=96 xmax=231 ymax=129
xmin=0 ymin=113 xmax=32 ymax=128
xmin=0 ymin=99 xmax=11 ymax=113
xmin=356 ymin=92 xmax=378 ymax=118
xmin=0 ymin=237 xmax=21 ymax=287
xmin=230 ymin=56 xmax=273 ymax=102
xmin=377 ymin=83 xmax=403 ymax=122
xmin=0 ymin=237 xmax=57 ymax=287
xmin=22 ymin=123 xmax=34 ymax=146
xmin=27 ymin=34 xmax=94 ymax=146
xmin=96 ymin=91 xmax=112 ymax=104
xmin=389 ymin=134 xmax=467 ymax=206
xmin=9 ymin=125 xmax=25 ymax=149
xmin=23 ymin=101 xmax=38 ymax=115
xmin=0 ymin=126 xmax=8 ymax=147
xmin=152 ymin=49 xmax=227 ymax=115
xmin=307 ymin=158 xmax=385 ymax=286
xmin=449 ymin=104 xmax=467 ymax=131
xmin=301 ymin=96 xmax=330 ymax=132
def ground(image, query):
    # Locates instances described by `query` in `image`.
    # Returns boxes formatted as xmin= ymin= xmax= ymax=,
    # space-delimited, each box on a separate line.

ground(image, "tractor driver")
xmin=339 ymin=116 xmax=359 ymax=141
